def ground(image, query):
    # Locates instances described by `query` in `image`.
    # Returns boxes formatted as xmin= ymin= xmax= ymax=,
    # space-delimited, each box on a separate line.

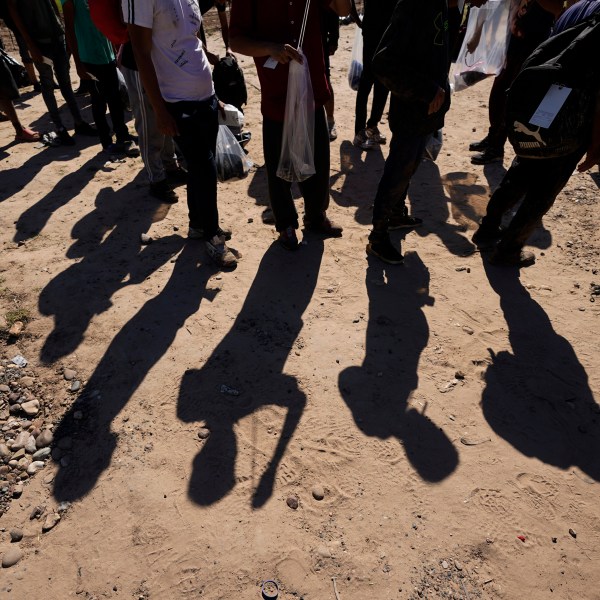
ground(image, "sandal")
xmin=15 ymin=128 xmax=41 ymax=143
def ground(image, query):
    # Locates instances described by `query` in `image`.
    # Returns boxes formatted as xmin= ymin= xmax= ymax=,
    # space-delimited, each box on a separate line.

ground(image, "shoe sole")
xmin=388 ymin=222 xmax=423 ymax=231
xmin=471 ymin=156 xmax=504 ymax=165
xmin=366 ymin=244 xmax=404 ymax=264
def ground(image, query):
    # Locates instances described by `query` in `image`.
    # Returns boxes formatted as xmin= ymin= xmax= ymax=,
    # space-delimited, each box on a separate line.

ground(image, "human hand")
xmin=225 ymin=47 xmax=236 ymax=59
xmin=217 ymin=99 xmax=227 ymax=119
xmin=269 ymin=43 xmax=303 ymax=64
xmin=428 ymin=87 xmax=446 ymax=115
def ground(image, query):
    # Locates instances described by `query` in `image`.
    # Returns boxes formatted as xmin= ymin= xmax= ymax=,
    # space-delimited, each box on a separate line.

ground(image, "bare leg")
xmin=0 ymin=97 xmax=23 ymax=135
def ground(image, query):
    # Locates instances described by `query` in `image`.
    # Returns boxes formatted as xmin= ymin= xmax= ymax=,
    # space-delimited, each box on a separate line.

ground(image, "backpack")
xmin=0 ymin=49 xmax=28 ymax=90
xmin=213 ymin=56 xmax=247 ymax=113
xmin=88 ymin=0 xmax=129 ymax=46
xmin=506 ymin=13 xmax=600 ymax=159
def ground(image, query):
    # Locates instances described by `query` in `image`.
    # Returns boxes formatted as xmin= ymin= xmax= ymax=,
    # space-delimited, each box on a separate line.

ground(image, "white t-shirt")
xmin=122 ymin=0 xmax=214 ymax=103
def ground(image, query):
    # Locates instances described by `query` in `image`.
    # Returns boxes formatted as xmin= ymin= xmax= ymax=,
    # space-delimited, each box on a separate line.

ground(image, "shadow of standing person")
xmin=338 ymin=254 xmax=459 ymax=483
xmin=480 ymin=262 xmax=600 ymax=481
xmin=52 ymin=242 xmax=215 ymax=502
xmin=178 ymin=240 xmax=324 ymax=509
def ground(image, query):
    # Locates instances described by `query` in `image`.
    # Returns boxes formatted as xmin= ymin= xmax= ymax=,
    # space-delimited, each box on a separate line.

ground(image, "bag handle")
xmin=298 ymin=0 xmax=312 ymax=50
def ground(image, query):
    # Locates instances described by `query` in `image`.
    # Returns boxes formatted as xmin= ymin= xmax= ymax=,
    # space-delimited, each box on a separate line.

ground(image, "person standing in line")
xmin=122 ymin=0 xmax=237 ymax=268
xmin=366 ymin=0 xmax=452 ymax=264
xmin=322 ymin=6 xmax=340 ymax=141
xmin=352 ymin=0 xmax=394 ymax=150
xmin=229 ymin=0 xmax=352 ymax=252
xmin=8 ymin=0 xmax=97 ymax=145
xmin=62 ymin=0 xmax=138 ymax=155
xmin=0 ymin=47 xmax=40 ymax=141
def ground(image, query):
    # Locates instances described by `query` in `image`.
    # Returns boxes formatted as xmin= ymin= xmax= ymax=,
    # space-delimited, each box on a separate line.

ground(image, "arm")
xmin=578 ymin=91 xmax=600 ymax=173
xmin=7 ymin=0 xmax=43 ymax=63
xmin=215 ymin=1 xmax=233 ymax=55
xmin=62 ymin=0 xmax=92 ymax=80
xmin=127 ymin=23 xmax=178 ymax=136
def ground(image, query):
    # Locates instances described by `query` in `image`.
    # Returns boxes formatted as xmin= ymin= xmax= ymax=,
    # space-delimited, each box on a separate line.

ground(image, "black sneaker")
xmin=278 ymin=226 xmax=299 ymax=251
xmin=471 ymin=147 xmax=504 ymax=165
xmin=387 ymin=213 xmax=423 ymax=230
xmin=489 ymin=248 xmax=535 ymax=267
xmin=57 ymin=128 xmax=75 ymax=146
xmin=74 ymin=122 xmax=98 ymax=137
xmin=150 ymin=180 xmax=178 ymax=204
xmin=32 ymin=82 xmax=42 ymax=94
xmin=472 ymin=224 xmax=502 ymax=249
xmin=469 ymin=136 xmax=489 ymax=152
xmin=366 ymin=236 xmax=404 ymax=264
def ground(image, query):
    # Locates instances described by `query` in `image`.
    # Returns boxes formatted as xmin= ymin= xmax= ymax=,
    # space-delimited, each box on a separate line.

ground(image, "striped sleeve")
xmin=121 ymin=0 xmax=155 ymax=28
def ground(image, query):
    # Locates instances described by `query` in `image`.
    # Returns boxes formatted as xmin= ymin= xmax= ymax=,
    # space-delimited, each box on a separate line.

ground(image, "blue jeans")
xmin=371 ymin=97 xmax=429 ymax=236
xmin=166 ymin=96 xmax=219 ymax=236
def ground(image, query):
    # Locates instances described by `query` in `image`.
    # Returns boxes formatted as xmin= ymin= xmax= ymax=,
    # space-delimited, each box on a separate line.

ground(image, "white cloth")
xmin=121 ymin=0 xmax=214 ymax=103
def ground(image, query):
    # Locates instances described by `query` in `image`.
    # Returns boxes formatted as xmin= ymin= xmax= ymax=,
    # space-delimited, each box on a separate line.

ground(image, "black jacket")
xmin=372 ymin=0 xmax=451 ymax=135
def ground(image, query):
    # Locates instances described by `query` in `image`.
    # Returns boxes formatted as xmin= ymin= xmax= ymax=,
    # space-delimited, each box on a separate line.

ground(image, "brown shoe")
xmin=304 ymin=215 xmax=343 ymax=237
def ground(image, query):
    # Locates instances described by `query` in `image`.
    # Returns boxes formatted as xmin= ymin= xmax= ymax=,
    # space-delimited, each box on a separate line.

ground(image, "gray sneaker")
xmin=353 ymin=129 xmax=375 ymax=150
xmin=366 ymin=126 xmax=387 ymax=144
xmin=205 ymin=234 xmax=237 ymax=268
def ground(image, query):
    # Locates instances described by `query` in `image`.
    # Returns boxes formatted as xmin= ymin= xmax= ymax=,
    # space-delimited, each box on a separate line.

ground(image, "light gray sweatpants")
xmin=120 ymin=65 xmax=177 ymax=184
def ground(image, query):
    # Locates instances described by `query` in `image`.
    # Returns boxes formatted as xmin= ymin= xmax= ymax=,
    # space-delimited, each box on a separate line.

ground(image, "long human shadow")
xmin=177 ymin=240 xmax=324 ymax=508
xmin=0 ymin=144 xmax=87 ymax=203
xmin=13 ymin=151 xmax=113 ymax=242
xmin=39 ymin=181 xmax=174 ymax=363
xmin=329 ymin=140 xmax=385 ymax=225
xmin=480 ymin=262 xmax=600 ymax=481
xmin=410 ymin=160 xmax=475 ymax=256
xmin=52 ymin=241 xmax=216 ymax=502
xmin=339 ymin=254 xmax=459 ymax=482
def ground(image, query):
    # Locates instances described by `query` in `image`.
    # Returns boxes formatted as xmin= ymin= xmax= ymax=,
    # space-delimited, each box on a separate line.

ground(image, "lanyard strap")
xmin=298 ymin=0 xmax=312 ymax=49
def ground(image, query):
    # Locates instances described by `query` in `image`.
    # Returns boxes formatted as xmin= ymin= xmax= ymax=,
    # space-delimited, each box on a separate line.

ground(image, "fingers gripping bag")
xmin=453 ymin=0 xmax=511 ymax=92
xmin=276 ymin=0 xmax=316 ymax=183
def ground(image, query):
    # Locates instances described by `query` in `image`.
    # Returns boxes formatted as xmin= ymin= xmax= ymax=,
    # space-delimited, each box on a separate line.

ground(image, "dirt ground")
xmin=1 ymin=19 xmax=600 ymax=600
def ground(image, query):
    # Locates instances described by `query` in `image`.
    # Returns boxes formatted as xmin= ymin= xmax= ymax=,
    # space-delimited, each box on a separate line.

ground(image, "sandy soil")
xmin=1 ymin=20 xmax=600 ymax=600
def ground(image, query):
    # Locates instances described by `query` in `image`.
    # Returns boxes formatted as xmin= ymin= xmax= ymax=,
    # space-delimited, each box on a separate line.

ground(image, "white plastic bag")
xmin=216 ymin=124 xmax=253 ymax=182
xmin=453 ymin=0 xmax=510 ymax=92
xmin=277 ymin=0 xmax=316 ymax=183
xmin=348 ymin=24 xmax=363 ymax=91
xmin=218 ymin=103 xmax=245 ymax=130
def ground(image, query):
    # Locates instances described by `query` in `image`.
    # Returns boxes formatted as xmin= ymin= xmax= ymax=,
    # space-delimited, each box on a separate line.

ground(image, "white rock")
xmin=27 ymin=460 xmax=45 ymax=475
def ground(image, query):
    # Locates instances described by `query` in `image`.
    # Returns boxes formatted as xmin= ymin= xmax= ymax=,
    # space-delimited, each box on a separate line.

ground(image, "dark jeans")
xmin=355 ymin=33 xmax=389 ymax=135
xmin=166 ymin=96 xmax=219 ymax=236
xmin=35 ymin=39 xmax=81 ymax=129
xmin=482 ymin=148 xmax=586 ymax=253
xmin=262 ymin=107 xmax=330 ymax=232
xmin=487 ymin=35 xmax=549 ymax=150
xmin=371 ymin=96 xmax=429 ymax=234
xmin=83 ymin=61 xmax=129 ymax=148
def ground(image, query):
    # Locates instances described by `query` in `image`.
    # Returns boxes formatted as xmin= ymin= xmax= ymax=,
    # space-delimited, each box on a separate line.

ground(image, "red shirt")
xmin=230 ymin=0 xmax=331 ymax=121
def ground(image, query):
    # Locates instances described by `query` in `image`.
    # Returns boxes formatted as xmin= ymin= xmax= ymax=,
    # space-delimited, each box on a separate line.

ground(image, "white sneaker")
xmin=205 ymin=234 xmax=237 ymax=268
xmin=328 ymin=121 xmax=338 ymax=141
xmin=353 ymin=129 xmax=375 ymax=150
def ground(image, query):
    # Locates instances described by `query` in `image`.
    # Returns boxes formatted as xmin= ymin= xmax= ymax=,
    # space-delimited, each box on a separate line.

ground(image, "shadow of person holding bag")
xmin=339 ymin=253 xmax=459 ymax=483
xmin=177 ymin=240 xmax=324 ymax=508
